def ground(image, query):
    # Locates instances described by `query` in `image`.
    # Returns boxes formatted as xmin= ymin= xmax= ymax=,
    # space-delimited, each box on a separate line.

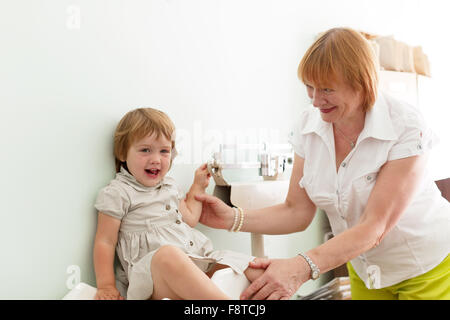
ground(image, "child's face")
xmin=124 ymin=133 xmax=172 ymax=187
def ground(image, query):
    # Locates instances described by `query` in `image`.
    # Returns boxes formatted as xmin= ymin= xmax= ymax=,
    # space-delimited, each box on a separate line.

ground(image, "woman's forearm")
xmin=241 ymin=201 xmax=316 ymax=235
xmin=306 ymin=221 xmax=380 ymax=275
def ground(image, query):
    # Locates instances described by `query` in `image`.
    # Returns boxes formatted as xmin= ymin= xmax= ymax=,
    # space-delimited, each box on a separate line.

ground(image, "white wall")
xmin=0 ymin=0 xmax=449 ymax=299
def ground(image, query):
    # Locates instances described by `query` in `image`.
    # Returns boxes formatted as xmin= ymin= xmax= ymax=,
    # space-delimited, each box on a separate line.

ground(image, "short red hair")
xmin=298 ymin=27 xmax=379 ymax=112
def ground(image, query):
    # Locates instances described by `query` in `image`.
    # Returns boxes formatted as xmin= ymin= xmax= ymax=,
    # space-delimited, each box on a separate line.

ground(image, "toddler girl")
xmin=93 ymin=108 xmax=261 ymax=300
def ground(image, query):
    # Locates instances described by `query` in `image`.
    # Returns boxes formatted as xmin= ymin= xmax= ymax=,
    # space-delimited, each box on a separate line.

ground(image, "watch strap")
xmin=298 ymin=253 xmax=320 ymax=280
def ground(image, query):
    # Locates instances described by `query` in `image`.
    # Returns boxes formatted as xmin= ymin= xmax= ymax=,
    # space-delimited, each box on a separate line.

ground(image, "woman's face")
xmin=305 ymin=78 xmax=364 ymax=124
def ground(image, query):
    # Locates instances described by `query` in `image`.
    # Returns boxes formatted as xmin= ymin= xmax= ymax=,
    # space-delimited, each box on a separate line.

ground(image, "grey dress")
xmin=94 ymin=167 xmax=254 ymax=300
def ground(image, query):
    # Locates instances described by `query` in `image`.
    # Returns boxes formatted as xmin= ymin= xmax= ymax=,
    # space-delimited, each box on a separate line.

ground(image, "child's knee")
xmin=152 ymin=245 xmax=186 ymax=270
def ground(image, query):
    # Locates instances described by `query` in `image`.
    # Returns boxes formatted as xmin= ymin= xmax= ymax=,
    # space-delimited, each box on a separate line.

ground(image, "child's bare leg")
xmin=150 ymin=245 xmax=231 ymax=300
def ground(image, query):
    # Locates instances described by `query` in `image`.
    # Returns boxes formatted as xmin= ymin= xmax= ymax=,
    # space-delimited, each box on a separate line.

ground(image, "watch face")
xmin=312 ymin=271 xmax=319 ymax=279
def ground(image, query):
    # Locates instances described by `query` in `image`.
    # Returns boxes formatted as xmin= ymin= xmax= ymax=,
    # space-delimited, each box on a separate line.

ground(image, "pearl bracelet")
xmin=229 ymin=207 xmax=239 ymax=232
xmin=234 ymin=207 xmax=244 ymax=232
xmin=228 ymin=207 xmax=245 ymax=232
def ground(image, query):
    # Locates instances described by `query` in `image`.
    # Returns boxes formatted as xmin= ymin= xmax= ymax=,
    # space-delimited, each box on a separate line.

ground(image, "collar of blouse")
xmin=301 ymin=93 xmax=398 ymax=144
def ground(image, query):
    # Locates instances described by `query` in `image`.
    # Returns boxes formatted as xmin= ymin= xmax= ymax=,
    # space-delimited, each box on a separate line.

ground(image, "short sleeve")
xmin=388 ymin=111 xmax=439 ymax=161
xmin=288 ymin=111 xmax=308 ymax=158
xmin=94 ymin=184 xmax=131 ymax=220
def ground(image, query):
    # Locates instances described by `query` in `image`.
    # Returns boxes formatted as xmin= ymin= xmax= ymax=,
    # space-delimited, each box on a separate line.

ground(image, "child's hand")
xmin=193 ymin=163 xmax=211 ymax=189
xmin=94 ymin=286 xmax=125 ymax=300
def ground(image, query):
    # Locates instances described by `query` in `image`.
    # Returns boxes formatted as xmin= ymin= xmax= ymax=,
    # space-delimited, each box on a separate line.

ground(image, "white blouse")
xmin=289 ymin=92 xmax=450 ymax=289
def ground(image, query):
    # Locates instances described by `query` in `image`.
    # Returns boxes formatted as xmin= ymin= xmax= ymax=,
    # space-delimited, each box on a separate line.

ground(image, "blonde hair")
xmin=298 ymin=27 xmax=379 ymax=112
xmin=113 ymin=108 xmax=176 ymax=173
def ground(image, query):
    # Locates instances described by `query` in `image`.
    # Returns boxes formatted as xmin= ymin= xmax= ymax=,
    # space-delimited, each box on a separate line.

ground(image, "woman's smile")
xmin=320 ymin=106 xmax=337 ymax=114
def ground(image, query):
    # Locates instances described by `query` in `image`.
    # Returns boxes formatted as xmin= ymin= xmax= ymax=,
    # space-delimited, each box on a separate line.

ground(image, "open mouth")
xmin=145 ymin=168 xmax=160 ymax=177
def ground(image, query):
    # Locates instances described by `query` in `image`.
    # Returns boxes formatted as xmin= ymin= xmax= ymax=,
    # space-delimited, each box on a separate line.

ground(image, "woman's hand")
xmin=94 ymin=286 xmax=124 ymax=300
xmin=193 ymin=163 xmax=211 ymax=189
xmin=194 ymin=193 xmax=235 ymax=230
xmin=240 ymin=256 xmax=310 ymax=300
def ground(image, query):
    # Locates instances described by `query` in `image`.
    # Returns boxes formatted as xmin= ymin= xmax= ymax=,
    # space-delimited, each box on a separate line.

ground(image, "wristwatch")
xmin=298 ymin=253 xmax=320 ymax=280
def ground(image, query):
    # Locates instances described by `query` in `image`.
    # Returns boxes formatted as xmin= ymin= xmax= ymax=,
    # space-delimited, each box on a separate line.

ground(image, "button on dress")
xmin=94 ymin=167 xmax=254 ymax=299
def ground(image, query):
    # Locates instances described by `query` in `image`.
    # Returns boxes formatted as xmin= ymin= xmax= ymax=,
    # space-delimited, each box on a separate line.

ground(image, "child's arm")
xmin=93 ymin=212 xmax=124 ymax=300
xmin=179 ymin=163 xmax=211 ymax=227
